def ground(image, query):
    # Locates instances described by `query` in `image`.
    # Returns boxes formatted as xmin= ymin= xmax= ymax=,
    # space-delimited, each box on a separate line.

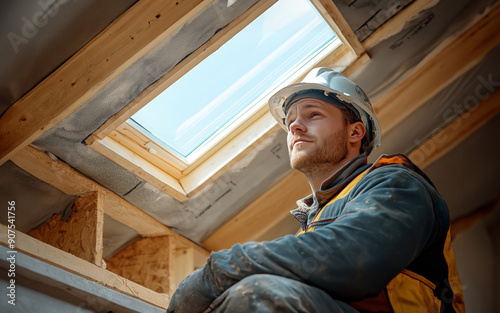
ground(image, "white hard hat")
xmin=268 ymin=67 xmax=381 ymax=153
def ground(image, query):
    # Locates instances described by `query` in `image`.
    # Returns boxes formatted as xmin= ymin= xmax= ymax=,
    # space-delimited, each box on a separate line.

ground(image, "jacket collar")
xmin=290 ymin=153 xmax=369 ymax=223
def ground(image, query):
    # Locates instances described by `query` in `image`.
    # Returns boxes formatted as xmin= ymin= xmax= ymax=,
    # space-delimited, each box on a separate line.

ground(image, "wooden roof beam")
xmin=409 ymin=89 xmax=500 ymax=169
xmin=0 ymin=0 xmax=213 ymax=166
xmin=374 ymin=1 xmax=500 ymax=134
xmin=310 ymin=0 xmax=364 ymax=56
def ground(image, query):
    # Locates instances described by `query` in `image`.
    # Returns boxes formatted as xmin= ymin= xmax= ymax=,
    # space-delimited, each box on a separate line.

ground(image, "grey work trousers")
xmin=204 ymin=274 xmax=360 ymax=313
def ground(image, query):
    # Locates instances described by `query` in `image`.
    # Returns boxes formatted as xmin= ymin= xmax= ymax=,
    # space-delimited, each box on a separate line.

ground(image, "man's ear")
xmin=348 ymin=122 xmax=366 ymax=144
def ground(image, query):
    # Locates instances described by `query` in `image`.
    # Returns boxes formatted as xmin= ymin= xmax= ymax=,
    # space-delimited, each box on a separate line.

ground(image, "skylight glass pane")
xmin=130 ymin=0 xmax=339 ymax=160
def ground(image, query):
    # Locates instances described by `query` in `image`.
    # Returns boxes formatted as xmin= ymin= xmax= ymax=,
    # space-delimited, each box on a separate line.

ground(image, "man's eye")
xmin=310 ymin=112 xmax=321 ymax=118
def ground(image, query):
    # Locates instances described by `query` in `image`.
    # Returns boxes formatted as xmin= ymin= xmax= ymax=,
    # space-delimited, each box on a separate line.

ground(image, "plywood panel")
xmin=106 ymin=236 xmax=176 ymax=296
xmin=28 ymin=191 xmax=104 ymax=266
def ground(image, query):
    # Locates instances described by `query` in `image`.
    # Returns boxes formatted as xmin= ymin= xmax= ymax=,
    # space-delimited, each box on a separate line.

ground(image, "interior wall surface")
xmin=452 ymin=222 xmax=497 ymax=313
xmin=422 ymin=115 xmax=500 ymax=220
xmin=0 ymin=0 xmax=137 ymax=115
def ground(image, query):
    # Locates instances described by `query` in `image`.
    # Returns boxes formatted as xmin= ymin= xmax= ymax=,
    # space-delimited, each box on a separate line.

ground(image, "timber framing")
xmin=10 ymin=145 xmax=210 ymax=257
xmin=0 ymin=0 xmax=212 ymax=166
xmin=373 ymin=1 xmax=500 ymax=134
xmin=28 ymin=191 xmax=105 ymax=267
xmin=106 ymin=236 xmax=176 ymax=296
xmin=0 ymin=0 xmax=497 ymax=308
xmin=408 ymin=89 xmax=500 ymax=169
xmin=0 ymin=224 xmax=169 ymax=309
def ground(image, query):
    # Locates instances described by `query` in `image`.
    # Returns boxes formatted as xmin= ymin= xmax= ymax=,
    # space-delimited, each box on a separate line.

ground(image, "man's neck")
xmin=306 ymin=152 xmax=359 ymax=193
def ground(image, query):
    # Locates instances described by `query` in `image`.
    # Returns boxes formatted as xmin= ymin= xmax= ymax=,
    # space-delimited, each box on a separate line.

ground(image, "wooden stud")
xmin=362 ymin=0 xmax=440 ymax=50
xmin=409 ymin=89 xmax=500 ymax=169
xmin=174 ymin=248 xmax=195 ymax=290
xmin=0 ymin=224 xmax=169 ymax=309
xmin=203 ymin=170 xmax=309 ymax=251
xmin=106 ymin=236 xmax=176 ymax=296
xmin=0 ymin=0 xmax=212 ymax=166
xmin=28 ymin=191 xmax=104 ymax=266
xmin=373 ymin=2 xmax=500 ymax=134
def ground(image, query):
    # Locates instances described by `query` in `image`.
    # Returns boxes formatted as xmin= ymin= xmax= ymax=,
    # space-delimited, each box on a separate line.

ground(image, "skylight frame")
xmin=129 ymin=0 xmax=341 ymax=166
xmin=85 ymin=0 xmax=367 ymax=201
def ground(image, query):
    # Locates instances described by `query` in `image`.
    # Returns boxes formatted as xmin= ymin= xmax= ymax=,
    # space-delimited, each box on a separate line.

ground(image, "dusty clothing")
xmin=167 ymin=154 xmax=464 ymax=313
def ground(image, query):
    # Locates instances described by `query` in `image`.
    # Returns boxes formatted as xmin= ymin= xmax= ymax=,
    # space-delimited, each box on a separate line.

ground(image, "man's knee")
xmin=208 ymin=274 xmax=358 ymax=313
xmin=223 ymin=274 xmax=280 ymax=305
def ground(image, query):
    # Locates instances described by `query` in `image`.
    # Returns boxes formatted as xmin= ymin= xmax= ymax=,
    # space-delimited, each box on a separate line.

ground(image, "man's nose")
xmin=289 ymin=116 xmax=307 ymax=134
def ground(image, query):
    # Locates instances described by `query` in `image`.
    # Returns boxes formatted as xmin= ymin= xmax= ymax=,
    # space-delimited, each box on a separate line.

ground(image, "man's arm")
xmin=167 ymin=166 xmax=445 ymax=312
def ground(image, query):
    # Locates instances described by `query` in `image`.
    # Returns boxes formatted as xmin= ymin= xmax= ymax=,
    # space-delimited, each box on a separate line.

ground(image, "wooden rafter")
xmin=409 ymin=89 xmax=500 ymax=169
xmin=0 ymin=224 xmax=169 ymax=309
xmin=0 ymin=0 xmax=212 ymax=166
xmin=310 ymin=0 xmax=364 ymax=56
xmin=373 ymin=1 xmax=500 ymax=134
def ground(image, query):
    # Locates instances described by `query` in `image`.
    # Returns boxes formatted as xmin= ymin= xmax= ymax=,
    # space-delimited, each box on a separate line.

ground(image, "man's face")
xmin=285 ymin=98 xmax=349 ymax=173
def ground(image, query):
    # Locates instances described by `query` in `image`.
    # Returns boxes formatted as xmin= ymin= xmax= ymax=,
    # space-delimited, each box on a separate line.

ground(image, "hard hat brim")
xmin=268 ymin=82 xmax=381 ymax=148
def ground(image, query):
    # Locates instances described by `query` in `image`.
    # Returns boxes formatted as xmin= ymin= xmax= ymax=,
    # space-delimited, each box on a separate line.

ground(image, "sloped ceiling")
xmin=0 ymin=0 xmax=499 ymax=264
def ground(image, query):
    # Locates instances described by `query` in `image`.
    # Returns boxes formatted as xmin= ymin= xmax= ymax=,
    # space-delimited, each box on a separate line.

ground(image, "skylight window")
xmin=130 ymin=0 xmax=340 ymax=164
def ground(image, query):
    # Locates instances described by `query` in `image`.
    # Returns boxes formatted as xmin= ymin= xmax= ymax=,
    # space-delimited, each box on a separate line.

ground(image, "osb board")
xmin=105 ymin=235 xmax=175 ymax=295
xmin=28 ymin=191 xmax=104 ymax=266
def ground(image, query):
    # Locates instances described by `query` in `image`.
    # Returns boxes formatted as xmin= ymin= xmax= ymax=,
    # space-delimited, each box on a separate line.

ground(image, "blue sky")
xmin=131 ymin=0 xmax=337 ymax=158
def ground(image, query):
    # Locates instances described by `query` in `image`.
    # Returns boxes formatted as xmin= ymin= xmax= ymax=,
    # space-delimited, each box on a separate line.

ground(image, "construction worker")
xmin=167 ymin=68 xmax=465 ymax=312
